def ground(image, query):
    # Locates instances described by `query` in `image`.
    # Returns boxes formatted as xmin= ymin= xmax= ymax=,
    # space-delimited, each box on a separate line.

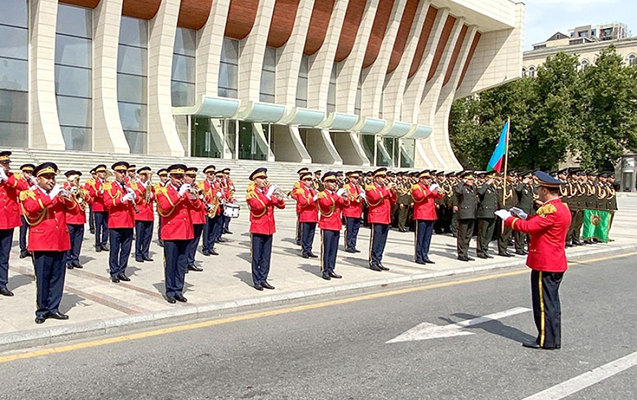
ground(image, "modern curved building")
xmin=0 ymin=0 xmax=524 ymax=169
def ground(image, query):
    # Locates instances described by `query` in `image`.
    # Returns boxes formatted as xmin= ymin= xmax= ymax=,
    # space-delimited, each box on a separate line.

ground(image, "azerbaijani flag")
xmin=486 ymin=120 xmax=509 ymax=173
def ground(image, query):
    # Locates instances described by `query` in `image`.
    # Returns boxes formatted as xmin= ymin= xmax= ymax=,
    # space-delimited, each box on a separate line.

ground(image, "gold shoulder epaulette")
xmin=411 ymin=184 xmax=420 ymax=191
xmin=365 ymin=184 xmax=375 ymax=191
xmin=295 ymin=188 xmax=305 ymax=195
xmin=19 ymin=190 xmax=36 ymax=202
xmin=317 ymin=191 xmax=328 ymax=199
xmin=246 ymin=191 xmax=258 ymax=200
xmin=155 ymin=186 xmax=167 ymax=196
xmin=246 ymin=182 xmax=255 ymax=193
xmin=537 ymin=203 xmax=557 ymax=218
xmin=14 ymin=173 xmax=22 ymax=180
xmin=103 ymin=182 xmax=112 ymax=191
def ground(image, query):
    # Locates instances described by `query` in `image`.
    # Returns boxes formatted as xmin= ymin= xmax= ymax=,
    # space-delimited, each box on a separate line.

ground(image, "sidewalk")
xmin=2 ymin=198 xmax=636 ymax=352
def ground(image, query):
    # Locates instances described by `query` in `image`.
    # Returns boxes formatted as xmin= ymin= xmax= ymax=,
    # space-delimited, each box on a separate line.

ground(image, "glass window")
xmin=55 ymin=65 xmax=91 ymax=97
xmin=60 ymin=126 xmax=91 ymax=151
xmin=218 ymin=87 xmax=237 ymax=99
xmin=56 ymin=5 xmax=92 ymax=38
xmin=260 ymin=48 xmax=277 ymax=103
xmin=55 ymin=35 xmax=91 ymax=68
xmin=0 ymin=25 xmax=28 ymax=59
xmin=628 ymin=54 xmax=636 ymax=67
xmin=117 ymin=74 xmax=147 ymax=104
xmin=0 ymin=0 xmax=28 ymax=28
xmin=119 ymin=17 xmax=148 ymax=48
xmin=296 ymin=77 xmax=307 ymax=108
xmin=117 ymin=45 xmax=148 ymax=76
xmin=124 ymin=130 xmax=147 ymax=154
xmin=171 ymin=81 xmax=195 ymax=107
xmin=260 ymin=70 xmax=275 ymax=100
xmin=171 ymin=54 xmax=196 ymax=83
xmin=0 ymin=57 xmax=28 ymax=91
xmin=263 ymin=47 xmax=277 ymax=71
xmin=218 ymin=38 xmax=239 ymax=99
xmin=0 ymin=122 xmax=27 ymax=147
xmin=528 ymin=66 xmax=535 ymax=78
xmin=221 ymin=38 xmax=239 ymax=62
xmin=327 ymin=63 xmax=337 ymax=112
xmin=118 ymin=102 xmax=147 ymax=131
xmin=174 ymin=28 xmax=196 ymax=57
xmin=218 ymin=63 xmax=238 ymax=90
xmin=56 ymin=96 xmax=91 ymax=127
xmin=0 ymin=90 xmax=28 ymax=123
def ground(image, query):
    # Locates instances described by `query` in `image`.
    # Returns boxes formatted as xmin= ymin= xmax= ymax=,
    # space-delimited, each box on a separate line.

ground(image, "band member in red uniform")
xmin=126 ymin=165 xmax=137 ymax=183
xmin=295 ymin=171 xmax=318 ymax=258
xmin=291 ymin=167 xmax=310 ymax=246
xmin=343 ymin=171 xmax=365 ymax=253
xmin=155 ymin=168 xmax=169 ymax=247
xmin=221 ymin=167 xmax=235 ymax=235
xmin=86 ymin=164 xmax=109 ymax=252
xmin=21 ymin=162 xmax=74 ymax=323
xmin=103 ymin=162 xmax=136 ymax=282
xmin=246 ymin=168 xmax=285 ymax=291
xmin=365 ymin=168 xmax=397 ymax=271
xmin=156 ymin=164 xmax=199 ymax=303
xmin=184 ymin=167 xmax=205 ymax=272
xmin=212 ymin=170 xmax=228 ymax=245
xmin=18 ymin=163 xmax=36 ymax=259
xmin=496 ymin=171 xmax=572 ymax=350
xmin=0 ymin=151 xmax=30 ymax=296
xmin=63 ymin=170 xmax=91 ymax=269
xmin=317 ymin=172 xmax=350 ymax=280
xmin=201 ymin=165 xmax=219 ymax=256
xmin=87 ymin=167 xmax=97 ymax=234
xmin=133 ymin=167 xmax=155 ymax=263
xmin=411 ymin=170 xmax=444 ymax=265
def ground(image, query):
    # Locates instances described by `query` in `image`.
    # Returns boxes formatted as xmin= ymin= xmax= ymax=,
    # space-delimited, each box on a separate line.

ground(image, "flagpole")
xmin=501 ymin=117 xmax=511 ymax=231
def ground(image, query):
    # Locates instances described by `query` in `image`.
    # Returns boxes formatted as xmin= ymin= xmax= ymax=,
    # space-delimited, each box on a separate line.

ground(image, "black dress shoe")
xmin=101 ymin=245 xmax=109 ymax=251
xmin=35 ymin=316 xmax=46 ymax=324
xmin=111 ymin=277 xmax=120 ymax=283
xmin=499 ymin=252 xmax=514 ymax=258
xmin=344 ymin=248 xmax=356 ymax=253
xmin=467 ymin=256 xmax=475 ymax=261
xmin=166 ymin=297 xmax=176 ymax=304
xmin=223 ymin=230 xmax=233 ymax=235
xmin=143 ymin=257 xmax=154 ymax=262
xmin=188 ymin=265 xmax=203 ymax=272
xmin=262 ymin=282 xmax=275 ymax=290
xmin=175 ymin=294 xmax=188 ymax=303
xmin=0 ymin=287 xmax=14 ymax=297
xmin=158 ymin=241 xmax=164 ymax=248
xmin=424 ymin=259 xmax=435 ymax=264
xmin=370 ymin=263 xmax=383 ymax=272
xmin=254 ymin=284 xmax=264 ymax=291
xmin=328 ymin=272 xmax=342 ymax=279
xmin=210 ymin=249 xmax=219 ymax=256
xmin=48 ymin=311 xmax=69 ymax=320
xmin=378 ymin=263 xmax=390 ymax=271
xmin=322 ymin=273 xmax=331 ymax=280
xmin=477 ymin=254 xmax=489 ymax=259
xmin=415 ymin=259 xmax=427 ymax=265
xmin=522 ymin=341 xmax=540 ymax=349
xmin=486 ymin=254 xmax=494 ymax=259
xmin=216 ymin=237 xmax=228 ymax=243
xmin=353 ymin=248 xmax=361 ymax=253
xmin=202 ymin=249 xmax=211 ymax=256
xmin=19 ymin=251 xmax=29 ymax=259
xmin=66 ymin=264 xmax=74 ymax=270
xmin=73 ymin=261 xmax=83 ymax=269
xmin=457 ymin=256 xmax=469 ymax=262
xmin=301 ymin=253 xmax=310 ymax=259
xmin=135 ymin=257 xmax=144 ymax=263
xmin=308 ymin=253 xmax=318 ymax=258
xmin=515 ymin=250 xmax=526 ymax=255
xmin=96 ymin=247 xmax=102 ymax=253
xmin=118 ymin=274 xmax=131 ymax=282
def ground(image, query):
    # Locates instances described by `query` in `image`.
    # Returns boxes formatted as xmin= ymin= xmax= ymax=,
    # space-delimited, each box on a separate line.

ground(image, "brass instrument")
xmin=118 ymin=178 xmax=140 ymax=214
xmin=144 ymin=172 xmax=154 ymax=203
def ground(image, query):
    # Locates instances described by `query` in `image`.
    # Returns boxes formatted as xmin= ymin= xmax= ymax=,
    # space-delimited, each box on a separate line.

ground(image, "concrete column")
xmin=237 ymin=0 xmax=276 ymax=102
xmin=147 ymin=0 xmax=184 ymax=156
xmin=335 ymin=0 xmax=379 ymax=115
xmin=305 ymin=129 xmax=343 ymax=165
xmin=196 ymin=0 xmax=231 ymax=97
xmin=29 ymin=0 xmax=65 ymax=150
xmin=432 ymin=26 xmax=478 ymax=170
xmin=93 ymin=0 xmax=129 ymax=153
xmin=276 ymin=0 xmax=315 ymax=107
xmin=272 ymin=125 xmax=311 ymax=163
xmin=418 ymin=17 xmax=465 ymax=169
xmin=306 ymin=0 xmax=350 ymax=110
xmin=361 ymin=0 xmax=407 ymax=118
xmin=332 ymin=131 xmax=370 ymax=166
xmin=383 ymin=0 xmax=430 ymax=121
xmin=252 ymin=123 xmax=275 ymax=162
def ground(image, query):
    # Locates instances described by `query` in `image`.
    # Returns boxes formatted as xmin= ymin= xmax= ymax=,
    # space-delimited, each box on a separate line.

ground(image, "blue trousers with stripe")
xmin=321 ymin=229 xmax=340 ymax=273
xmin=344 ymin=217 xmax=361 ymax=251
xmin=369 ymin=223 xmax=389 ymax=265
xmin=34 ymin=251 xmax=67 ymax=318
xmin=251 ymin=233 xmax=273 ymax=285
xmin=415 ymin=220 xmax=434 ymax=262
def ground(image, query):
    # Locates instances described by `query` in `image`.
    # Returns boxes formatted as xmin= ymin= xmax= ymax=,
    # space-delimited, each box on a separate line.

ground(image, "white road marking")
xmin=387 ymin=307 xmax=531 ymax=343
xmin=522 ymin=350 xmax=637 ymax=400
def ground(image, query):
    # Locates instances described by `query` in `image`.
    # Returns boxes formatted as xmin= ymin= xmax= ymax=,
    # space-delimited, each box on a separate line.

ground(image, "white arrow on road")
xmin=387 ymin=307 xmax=531 ymax=343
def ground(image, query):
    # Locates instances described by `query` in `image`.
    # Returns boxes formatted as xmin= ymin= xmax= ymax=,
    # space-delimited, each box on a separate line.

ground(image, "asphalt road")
xmin=1 ymin=252 xmax=635 ymax=400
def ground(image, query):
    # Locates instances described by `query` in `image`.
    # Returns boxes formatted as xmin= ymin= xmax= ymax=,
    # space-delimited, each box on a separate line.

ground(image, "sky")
xmin=523 ymin=0 xmax=637 ymax=50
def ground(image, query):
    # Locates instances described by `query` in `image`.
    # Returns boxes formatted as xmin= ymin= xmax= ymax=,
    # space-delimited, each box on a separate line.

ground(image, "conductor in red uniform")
xmin=0 ymin=151 xmax=30 ymax=296
xmin=496 ymin=171 xmax=572 ymax=350
xmin=21 ymin=162 xmax=74 ymax=323
xmin=317 ymin=172 xmax=349 ymax=280
xmin=411 ymin=170 xmax=444 ymax=265
xmin=156 ymin=164 xmax=200 ymax=303
xmin=246 ymin=168 xmax=285 ymax=291
xmin=365 ymin=168 xmax=397 ymax=272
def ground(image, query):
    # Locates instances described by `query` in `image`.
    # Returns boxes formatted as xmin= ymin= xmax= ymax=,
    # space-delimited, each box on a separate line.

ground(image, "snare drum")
xmin=223 ymin=203 xmax=240 ymax=218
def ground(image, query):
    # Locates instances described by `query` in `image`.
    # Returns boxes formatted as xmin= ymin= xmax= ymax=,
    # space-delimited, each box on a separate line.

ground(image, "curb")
xmin=1 ymin=244 xmax=635 ymax=353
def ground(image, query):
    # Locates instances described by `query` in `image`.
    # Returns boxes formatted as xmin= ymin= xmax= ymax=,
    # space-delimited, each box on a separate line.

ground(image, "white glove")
xmin=178 ymin=183 xmax=191 ymax=197
xmin=510 ymin=207 xmax=528 ymax=220
xmin=266 ymin=185 xmax=277 ymax=198
xmin=495 ymin=209 xmax=512 ymax=220
xmin=216 ymin=191 xmax=223 ymax=199
xmin=49 ymin=184 xmax=62 ymax=200
xmin=0 ymin=168 xmax=7 ymax=182
xmin=121 ymin=192 xmax=134 ymax=203
xmin=336 ymin=188 xmax=346 ymax=197
xmin=70 ymin=186 xmax=78 ymax=194
xmin=359 ymin=192 xmax=366 ymax=200
xmin=312 ymin=194 xmax=319 ymax=202
xmin=430 ymin=183 xmax=440 ymax=192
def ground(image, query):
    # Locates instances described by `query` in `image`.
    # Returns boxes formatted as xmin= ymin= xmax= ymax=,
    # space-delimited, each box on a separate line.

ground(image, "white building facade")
xmin=0 ymin=0 xmax=524 ymax=169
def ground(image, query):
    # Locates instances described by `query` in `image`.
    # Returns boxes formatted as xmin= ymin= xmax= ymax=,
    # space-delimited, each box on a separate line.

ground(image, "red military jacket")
xmin=202 ymin=179 xmax=222 ymax=216
xmin=86 ymin=178 xmax=108 ymax=212
xmin=412 ymin=182 xmax=443 ymax=221
xmin=290 ymin=181 xmax=304 ymax=214
xmin=246 ymin=188 xmax=285 ymax=235
xmin=342 ymin=183 xmax=364 ymax=218
xmin=21 ymin=187 xmax=73 ymax=252
xmin=505 ymin=198 xmax=571 ymax=273
xmin=294 ymin=184 xmax=318 ymax=223
xmin=131 ymin=180 xmax=155 ymax=222
xmin=156 ymin=184 xmax=198 ymax=240
xmin=318 ymin=190 xmax=349 ymax=231
xmin=63 ymin=182 xmax=91 ymax=225
xmin=365 ymin=183 xmax=397 ymax=225
xmin=0 ymin=172 xmax=29 ymax=229
xmin=188 ymin=183 xmax=207 ymax=225
xmin=102 ymin=181 xmax=135 ymax=229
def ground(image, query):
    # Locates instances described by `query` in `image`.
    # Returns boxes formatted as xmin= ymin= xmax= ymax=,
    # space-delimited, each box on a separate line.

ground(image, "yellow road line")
xmin=1 ymin=251 xmax=634 ymax=364
xmin=568 ymin=251 xmax=637 ymax=265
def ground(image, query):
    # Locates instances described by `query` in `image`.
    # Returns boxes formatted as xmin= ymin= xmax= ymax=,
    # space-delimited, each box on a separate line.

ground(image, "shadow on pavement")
xmin=440 ymin=313 xmax=536 ymax=344
xmin=298 ymin=263 xmax=321 ymax=278
xmin=59 ymin=293 xmax=87 ymax=314
xmin=233 ymin=271 xmax=254 ymax=287
xmin=7 ymin=273 xmax=34 ymax=291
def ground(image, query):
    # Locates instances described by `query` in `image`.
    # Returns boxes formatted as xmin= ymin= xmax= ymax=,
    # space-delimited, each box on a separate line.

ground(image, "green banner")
xmin=582 ymin=209 xmax=611 ymax=243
